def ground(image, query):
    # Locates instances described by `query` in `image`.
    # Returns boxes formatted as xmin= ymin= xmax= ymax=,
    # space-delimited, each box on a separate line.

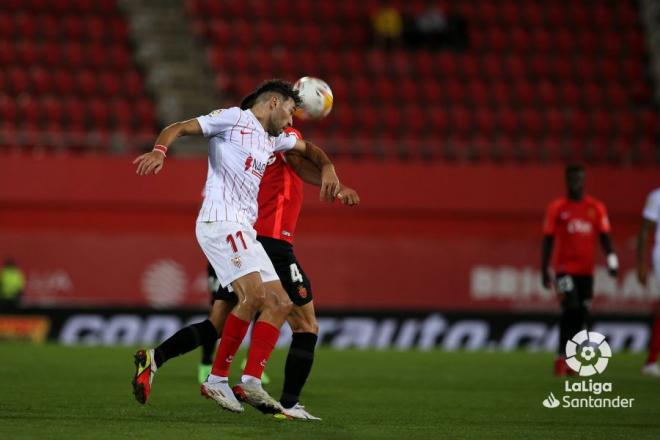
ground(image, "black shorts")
xmin=208 ymin=236 xmax=313 ymax=307
xmin=555 ymin=273 xmax=593 ymax=308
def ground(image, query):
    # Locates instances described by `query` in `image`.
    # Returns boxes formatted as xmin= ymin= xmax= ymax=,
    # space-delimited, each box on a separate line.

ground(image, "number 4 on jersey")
xmin=289 ymin=263 xmax=303 ymax=283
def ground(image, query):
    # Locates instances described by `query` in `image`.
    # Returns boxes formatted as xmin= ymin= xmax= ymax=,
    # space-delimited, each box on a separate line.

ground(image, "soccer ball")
xmin=293 ymin=76 xmax=333 ymax=120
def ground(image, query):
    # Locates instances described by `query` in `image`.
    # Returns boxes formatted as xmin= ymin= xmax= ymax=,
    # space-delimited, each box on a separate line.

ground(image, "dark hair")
xmin=565 ymin=163 xmax=585 ymax=176
xmin=240 ymin=79 xmax=302 ymax=110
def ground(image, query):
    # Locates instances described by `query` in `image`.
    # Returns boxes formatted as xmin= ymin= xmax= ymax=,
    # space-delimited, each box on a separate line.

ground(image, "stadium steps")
xmin=117 ymin=0 xmax=217 ymax=154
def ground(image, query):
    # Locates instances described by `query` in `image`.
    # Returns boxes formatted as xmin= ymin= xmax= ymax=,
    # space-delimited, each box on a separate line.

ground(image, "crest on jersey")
xmin=267 ymin=154 xmax=277 ymax=166
xmin=231 ymin=256 xmax=242 ymax=269
xmin=244 ymin=154 xmax=254 ymax=171
xmin=297 ymin=285 xmax=308 ymax=299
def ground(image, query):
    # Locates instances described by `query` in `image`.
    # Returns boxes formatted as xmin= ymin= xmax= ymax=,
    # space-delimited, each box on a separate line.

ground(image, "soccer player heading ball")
xmin=133 ymin=80 xmax=344 ymax=414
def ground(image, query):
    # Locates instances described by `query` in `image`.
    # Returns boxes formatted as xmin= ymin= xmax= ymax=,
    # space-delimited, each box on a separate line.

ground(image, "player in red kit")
xmin=541 ymin=164 xmax=618 ymax=377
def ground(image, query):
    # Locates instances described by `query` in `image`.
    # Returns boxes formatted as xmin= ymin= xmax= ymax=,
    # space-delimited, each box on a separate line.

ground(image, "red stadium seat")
xmin=8 ymin=67 xmax=30 ymax=96
xmin=17 ymin=41 xmax=39 ymax=65
xmin=53 ymin=70 xmax=75 ymax=95
xmin=17 ymin=96 xmax=41 ymax=125
xmin=29 ymin=67 xmax=52 ymax=94
xmin=63 ymin=97 xmax=86 ymax=129
xmin=0 ymin=95 xmax=18 ymax=125
xmin=76 ymin=70 xmax=97 ymax=96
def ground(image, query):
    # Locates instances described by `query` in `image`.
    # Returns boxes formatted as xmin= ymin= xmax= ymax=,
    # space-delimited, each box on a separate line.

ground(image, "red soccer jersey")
xmin=253 ymin=127 xmax=304 ymax=244
xmin=542 ymin=195 xmax=611 ymax=275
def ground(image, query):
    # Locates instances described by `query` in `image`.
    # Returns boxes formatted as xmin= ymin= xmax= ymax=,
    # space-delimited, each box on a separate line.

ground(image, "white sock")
xmin=208 ymin=374 xmax=228 ymax=384
xmin=241 ymin=375 xmax=261 ymax=385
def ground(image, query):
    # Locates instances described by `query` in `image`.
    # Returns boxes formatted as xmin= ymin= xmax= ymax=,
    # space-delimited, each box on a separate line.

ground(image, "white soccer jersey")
xmin=643 ymin=188 xmax=660 ymax=273
xmin=196 ymin=107 xmax=297 ymax=226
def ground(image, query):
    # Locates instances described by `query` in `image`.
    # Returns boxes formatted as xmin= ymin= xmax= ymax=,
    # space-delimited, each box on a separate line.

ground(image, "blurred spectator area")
xmin=0 ymin=0 xmax=657 ymax=164
xmin=0 ymin=0 xmax=157 ymax=153
xmin=188 ymin=0 xmax=659 ymax=164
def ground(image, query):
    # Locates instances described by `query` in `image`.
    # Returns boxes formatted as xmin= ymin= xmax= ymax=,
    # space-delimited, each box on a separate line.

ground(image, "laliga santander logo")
xmin=565 ymin=330 xmax=612 ymax=377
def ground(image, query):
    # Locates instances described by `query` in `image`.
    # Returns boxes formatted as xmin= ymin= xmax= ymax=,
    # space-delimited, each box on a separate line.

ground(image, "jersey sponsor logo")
xmin=240 ymin=130 xmax=252 ymax=135
xmin=243 ymin=154 xmax=266 ymax=177
xmin=567 ymin=219 xmax=593 ymax=234
xmin=252 ymin=160 xmax=267 ymax=178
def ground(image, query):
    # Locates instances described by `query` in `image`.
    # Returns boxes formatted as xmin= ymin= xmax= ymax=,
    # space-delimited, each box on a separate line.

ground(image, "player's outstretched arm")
xmin=285 ymin=152 xmax=360 ymax=206
xmin=636 ymin=219 xmax=654 ymax=286
xmin=133 ymin=119 xmax=203 ymax=176
xmin=290 ymin=139 xmax=339 ymax=202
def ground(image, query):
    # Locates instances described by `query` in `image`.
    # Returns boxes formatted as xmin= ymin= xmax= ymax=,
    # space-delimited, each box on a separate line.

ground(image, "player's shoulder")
xmin=204 ymin=106 xmax=241 ymax=119
xmin=547 ymin=197 xmax=566 ymax=211
xmin=583 ymin=195 xmax=606 ymax=210
xmin=284 ymin=127 xmax=304 ymax=140
xmin=648 ymin=188 xmax=660 ymax=202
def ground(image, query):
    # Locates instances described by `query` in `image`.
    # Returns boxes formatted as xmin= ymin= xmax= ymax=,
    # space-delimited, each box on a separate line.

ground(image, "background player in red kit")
xmin=133 ymin=95 xmax=359 ymax=419
xmin=541 ymin=164 xmax=618 ymax=376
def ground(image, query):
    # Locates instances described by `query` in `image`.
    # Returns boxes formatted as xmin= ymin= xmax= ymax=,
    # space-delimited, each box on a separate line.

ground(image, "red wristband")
xmin=153 ymin=144 xmax=167 ymax=156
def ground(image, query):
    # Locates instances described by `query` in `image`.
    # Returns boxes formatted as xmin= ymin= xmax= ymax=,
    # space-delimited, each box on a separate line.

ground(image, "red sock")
xmin=647 ymin=315 xmax=660 ymax=364
xmin=211 ymin=314 xmax=250 ymax=377
xmin=244 ymin=321 xmax=280 ymax=379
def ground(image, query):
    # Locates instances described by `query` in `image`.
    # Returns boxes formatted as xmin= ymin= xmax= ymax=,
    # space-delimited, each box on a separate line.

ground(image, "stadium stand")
xmin=0 ymin=0 xmax=157 ymax=153
xmin=187 ymin=0 xmax=659 ymax=164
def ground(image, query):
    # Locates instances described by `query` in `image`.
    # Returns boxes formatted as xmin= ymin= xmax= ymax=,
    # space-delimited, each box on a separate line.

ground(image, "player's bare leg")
xmin=202 ymin=272 xmax=266 ymax=413
xmin=276 ymin=301 xmax=321 ymax=421
xmin=232 ymin=279 xmax=293 ymax=413
xmin=204 ymin=273 xmax=292 ymax=413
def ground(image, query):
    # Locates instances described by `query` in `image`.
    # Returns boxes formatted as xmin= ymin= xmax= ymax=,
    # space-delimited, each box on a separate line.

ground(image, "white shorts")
xmin=196 ymin=221 xmax=279 ymax=288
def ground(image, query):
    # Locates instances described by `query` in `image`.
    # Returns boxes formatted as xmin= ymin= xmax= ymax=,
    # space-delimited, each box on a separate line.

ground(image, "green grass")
xmin=0 ymin=344 xmax=659 ymax=439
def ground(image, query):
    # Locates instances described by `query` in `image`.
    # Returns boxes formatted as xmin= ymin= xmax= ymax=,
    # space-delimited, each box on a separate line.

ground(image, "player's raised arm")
xmin=285 ymin=151 xmax=360 ymax=206
xmin=289 ymin=139 xmax=340 ymax=202
xmin=133 ymin=118 xmax=203 ymax=176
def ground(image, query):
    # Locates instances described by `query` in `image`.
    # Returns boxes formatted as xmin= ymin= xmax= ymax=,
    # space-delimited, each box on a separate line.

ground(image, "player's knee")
xmin=276 ymin=298 xmax=294 ymax=318
xmin=208 ymin=315 xmax=224 ymax=333
xmin=302 ymin=319 xmax=319 ymax=335
xmin=289 ymin=313 xmax=318 ymax=334
xmin=241 ymin=288 xmax=266 ymax=311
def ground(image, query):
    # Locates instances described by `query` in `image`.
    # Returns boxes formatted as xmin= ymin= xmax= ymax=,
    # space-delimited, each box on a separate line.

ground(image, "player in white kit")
xmin=132 ymin=80 xmax=341 ymax=413
xmin=637 ymin=187 xmax=660 ymax=376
